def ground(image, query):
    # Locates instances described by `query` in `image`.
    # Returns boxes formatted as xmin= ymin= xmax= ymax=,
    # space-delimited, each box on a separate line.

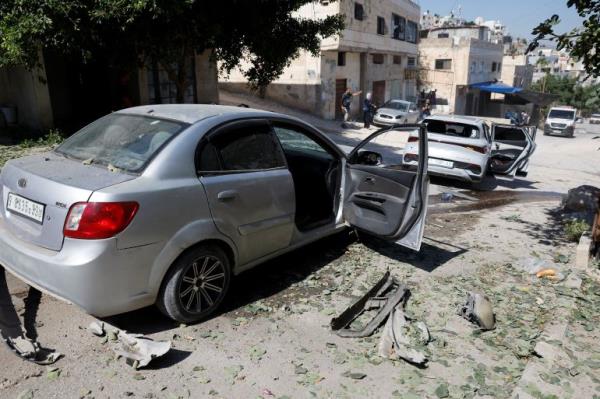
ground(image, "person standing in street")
xmin=0 ymin=267 xmax=60 ymax=364
xmin=341 ymin=88 xmax=362 ymax=127
xmin=363 ymin=92 xmax=375 ymax=129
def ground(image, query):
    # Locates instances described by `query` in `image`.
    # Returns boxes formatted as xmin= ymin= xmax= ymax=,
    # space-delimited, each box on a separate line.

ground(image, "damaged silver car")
xmin=0 ymin=105 xmax=429 ymax=323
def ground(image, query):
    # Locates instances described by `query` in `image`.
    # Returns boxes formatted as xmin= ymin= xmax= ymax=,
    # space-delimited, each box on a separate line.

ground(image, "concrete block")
xmin=575 ymin=233 xmax=592 ymax=270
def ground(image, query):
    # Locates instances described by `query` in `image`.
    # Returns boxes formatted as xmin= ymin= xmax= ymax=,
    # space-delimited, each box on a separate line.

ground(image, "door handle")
xmin=365 ymin=177 xmax=376 ymax=184
xmin=217 ymin=190 xmax=238 ymax=201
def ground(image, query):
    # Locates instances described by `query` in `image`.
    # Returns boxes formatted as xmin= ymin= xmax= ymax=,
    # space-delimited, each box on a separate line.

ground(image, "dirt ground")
xmin=0 ymin=105 xmax=599 ymax=399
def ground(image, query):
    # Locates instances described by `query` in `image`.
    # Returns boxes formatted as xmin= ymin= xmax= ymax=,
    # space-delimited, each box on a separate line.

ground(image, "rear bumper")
xmin=404 ymin=160 xmax=483 ymax=183
xmin=0 ymin=216 xmax=161 ymax=317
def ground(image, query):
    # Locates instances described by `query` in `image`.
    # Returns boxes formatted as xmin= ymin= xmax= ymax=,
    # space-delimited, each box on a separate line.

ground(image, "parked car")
xmin=544 ymin=106 xmax=577 ymax=137
xmin=589 ymin=113 xmax=600 ymax=124
xmin=0 ymin=105 xmax=429 ymax=323
xmin=373 ymin=100 xmax=420 ymax=126
xmin=403 ymin=115 xmax=536 ymax=183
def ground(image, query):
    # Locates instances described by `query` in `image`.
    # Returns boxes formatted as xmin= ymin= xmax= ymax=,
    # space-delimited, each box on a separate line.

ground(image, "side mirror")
xmin=355 ymin=150 xmax=383 ymax=166
xmin=576 ymin=117 xmax=583 ymax=123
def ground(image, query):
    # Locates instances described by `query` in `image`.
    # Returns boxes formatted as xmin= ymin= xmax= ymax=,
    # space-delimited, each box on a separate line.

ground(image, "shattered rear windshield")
xmin=424 ymin=119 xmax=480 ymax=139
xmin=55 ymin=114 xmax=186 ymax=173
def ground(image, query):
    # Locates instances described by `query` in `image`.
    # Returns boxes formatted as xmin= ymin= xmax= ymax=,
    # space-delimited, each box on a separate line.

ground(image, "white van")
xmin=544 ymin=106 xmax=577 ymax=137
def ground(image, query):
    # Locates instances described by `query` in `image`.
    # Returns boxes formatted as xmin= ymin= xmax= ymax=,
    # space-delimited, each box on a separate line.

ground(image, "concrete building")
xmin=219 ymin=0 xmax=421 ymax=120
xmin=418 ymin=26 xmax=503 ymax=115
xmin=0 ymin=51 xmax=218 ymax=133
xmin=501 ymin=54 xmax=534 ymax=89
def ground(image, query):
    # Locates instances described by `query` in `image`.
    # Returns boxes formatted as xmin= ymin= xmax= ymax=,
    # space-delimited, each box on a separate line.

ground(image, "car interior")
xmin=490 ymin=126 xmax=528 ymax=173
xmin=273 ymin=125 xmax=340 ymax=232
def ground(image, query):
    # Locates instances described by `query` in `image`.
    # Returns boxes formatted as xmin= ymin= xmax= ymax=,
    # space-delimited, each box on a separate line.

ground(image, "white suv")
xmin=544 ymin=107 xmax=577 ymax=137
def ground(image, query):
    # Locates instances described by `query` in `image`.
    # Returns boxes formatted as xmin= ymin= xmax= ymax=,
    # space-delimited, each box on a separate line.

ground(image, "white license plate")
xmin=429 ymin=158 xmax=454 ymax=168
xmin=6 ymin=193 xmax=45 ymax=224
xmin=552 ymin=129 xmax=563 ymax=133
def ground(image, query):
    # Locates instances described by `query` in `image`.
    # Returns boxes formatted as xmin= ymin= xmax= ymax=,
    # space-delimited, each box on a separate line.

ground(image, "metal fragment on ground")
xmin=330 ymin=271 xmax=409 ymax=338
xmin=88 ymin=321 xmax=105 ymax=337
xmin=378 ymin=306 xmax=430 ymax=366
xmin=459 ymin=291 xmax=496 ymax=331
xmin=112 ymin=330 xmax=172 ymax=369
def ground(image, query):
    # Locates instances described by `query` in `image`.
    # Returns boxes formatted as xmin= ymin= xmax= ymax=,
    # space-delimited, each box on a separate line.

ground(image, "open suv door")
xmin=344 ymin=125 xmax=429 ymax=251
xmin=489 ymin=124 xmax=536 ymax=177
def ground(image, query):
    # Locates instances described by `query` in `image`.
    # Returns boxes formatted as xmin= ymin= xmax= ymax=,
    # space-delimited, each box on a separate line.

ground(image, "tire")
xmin=157 ymin=245 xmax=231 ymax=323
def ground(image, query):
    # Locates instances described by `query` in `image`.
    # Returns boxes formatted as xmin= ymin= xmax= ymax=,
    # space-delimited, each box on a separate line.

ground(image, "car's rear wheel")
xmin=157 ymin=245 xmax=231 ymax=323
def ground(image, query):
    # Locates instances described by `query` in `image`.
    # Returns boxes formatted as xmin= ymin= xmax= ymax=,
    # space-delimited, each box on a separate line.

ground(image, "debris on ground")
xmin=458 ymin=292 xmax=496 ymax=331
xmin=515 ymin=258 xmax=566 ymax=281
xmin=378 ymin=305 xmax=430 ymax=366
xmin=88 ymin=322 xmax=105 ymax=337
xmin=330 ymin=271 xmax=409 ymax=338
xmin=111 ymin=330 xmax=171 ymax=369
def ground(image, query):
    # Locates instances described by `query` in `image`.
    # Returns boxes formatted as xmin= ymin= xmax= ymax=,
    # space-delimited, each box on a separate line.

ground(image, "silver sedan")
xmin=0 ymin=105 xmax=429 ymax=323
xmin=373 ymin=100 xmax=420 ymax=126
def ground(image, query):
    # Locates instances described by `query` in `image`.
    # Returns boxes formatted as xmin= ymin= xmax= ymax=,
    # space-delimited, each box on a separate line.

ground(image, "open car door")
xmin=344 ymin=125 xmax=429 ymax=251
xmin=489 ymin=124 xmax=536 ymax=176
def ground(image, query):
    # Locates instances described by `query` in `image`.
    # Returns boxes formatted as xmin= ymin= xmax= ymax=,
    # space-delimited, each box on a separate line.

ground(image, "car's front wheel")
xmin=157 ymin=245 xmax=231 ymax=323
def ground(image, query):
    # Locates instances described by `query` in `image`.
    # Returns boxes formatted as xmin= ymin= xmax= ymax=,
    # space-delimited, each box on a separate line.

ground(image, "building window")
xmin=148 ymin=59 xmax=197 ymax=104
xmin=498 ymin=63 xmax=502 ymax=73
xmin=393 ymin=55 xmax=402 ymax=65
xmin=372 ymin=53 xmax=385 ymax=65
xmin=377 ymin=16 xmax=386 ymax=35
xmin=338 ymin=52 xmax=346 ymax=67
xmin=435 ymin=59 xmax=452 ymax=70
xmin=470 ymin=61 xmax=476 ymax=72
xmin=392 ymin=14 xmax=405 ymax=40
xmin=406 ymin=21 xmax=418 ymax=43
xmin=480 ymin=61 xmax=485 ymax=72
xmin=437 ymin=32 xmax=449 ymax=38
xmin=492 ymin=62 xmax=497 ymax=72
xmin=407 ymin=57 xmax=416 ymax=67
xmin=354 ymin=2 xmax=364 ymax=21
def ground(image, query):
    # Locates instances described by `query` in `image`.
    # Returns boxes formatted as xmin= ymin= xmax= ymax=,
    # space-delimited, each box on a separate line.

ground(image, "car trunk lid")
xmin=0 ymin=152 xmax=136 ymax=251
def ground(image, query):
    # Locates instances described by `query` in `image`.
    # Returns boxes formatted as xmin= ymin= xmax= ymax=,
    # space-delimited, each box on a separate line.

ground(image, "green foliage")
xmin=564 ymin=219 xmax=590 ymax=242
xmin=530 ymin=74 xmax=600 ymax=115
xmin=0 ymin=1 xmax=344 ymax=98
xmin=528 ymin=0 xmax=600 ymax=78
xmin=19 ymin=129 xmax=64 ymax=148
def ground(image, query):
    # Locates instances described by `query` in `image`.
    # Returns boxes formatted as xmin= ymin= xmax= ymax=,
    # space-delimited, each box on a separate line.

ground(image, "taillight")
xmin=408 ymin=136 xmax=419 ymax=142
xmin=466 ymin=164 xmax=482 ymax=174
xmin=463 ymin=145 xmax=488 ymax=154
xmin=64 ymin=202 xmax=139 ymax=239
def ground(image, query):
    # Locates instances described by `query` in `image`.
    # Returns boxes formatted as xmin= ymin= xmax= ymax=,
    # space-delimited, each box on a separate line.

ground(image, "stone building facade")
xmin=219 ymin=0 xmax=421 ymax=120
xmin=418 ymin=26 xmax=503 ymax=115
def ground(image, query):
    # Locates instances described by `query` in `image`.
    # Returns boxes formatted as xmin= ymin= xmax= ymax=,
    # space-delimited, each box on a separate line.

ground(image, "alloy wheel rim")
xmin=179 ymin=255 xmax=225 ymax=313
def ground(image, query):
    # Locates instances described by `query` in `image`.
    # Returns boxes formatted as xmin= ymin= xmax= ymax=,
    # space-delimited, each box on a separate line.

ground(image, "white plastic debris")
xmin=378 ymin=306 xmax=430 ymax=366
xmin=88 ymin=321 xmax=105 ymax=337
xmin=112 ymin=331 xmax=172 ymax=369
xmin=459 ymin=292 xmax=496 ymax=331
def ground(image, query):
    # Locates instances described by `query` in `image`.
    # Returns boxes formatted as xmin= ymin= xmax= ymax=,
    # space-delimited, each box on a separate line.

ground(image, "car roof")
xmin=116 ymin=104 xmax=277 ymax=124
xmin=386 ymin=99 xmax=411 ymax=104
xmin=424 ymin=114 xmax=484 ymax=126
xmin=549 ymin=106 xmax=576 ymax=111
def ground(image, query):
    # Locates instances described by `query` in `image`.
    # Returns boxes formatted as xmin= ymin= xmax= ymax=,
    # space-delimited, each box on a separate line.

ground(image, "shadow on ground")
xmin=106 ymin=231 xmax=357 ymax=334
xmin=430 ymin=174 xmax=541 ymax=192
xmin=361 ymin=235 xmax=468 ymax=273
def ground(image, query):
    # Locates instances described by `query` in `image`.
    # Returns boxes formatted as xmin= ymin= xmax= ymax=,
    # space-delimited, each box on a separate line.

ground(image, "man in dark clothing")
xmin=341 ymin=88 xmax=362 ymax=127
xmin=0 ymin=267 xmax=60 ymax=364
xmin=363 ymin=92 xmax=375 ymax=128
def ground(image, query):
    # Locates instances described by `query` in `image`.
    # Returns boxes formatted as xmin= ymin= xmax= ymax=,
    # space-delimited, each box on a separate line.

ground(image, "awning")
xmin=470 ymin=82 xmax=523 ymax=94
